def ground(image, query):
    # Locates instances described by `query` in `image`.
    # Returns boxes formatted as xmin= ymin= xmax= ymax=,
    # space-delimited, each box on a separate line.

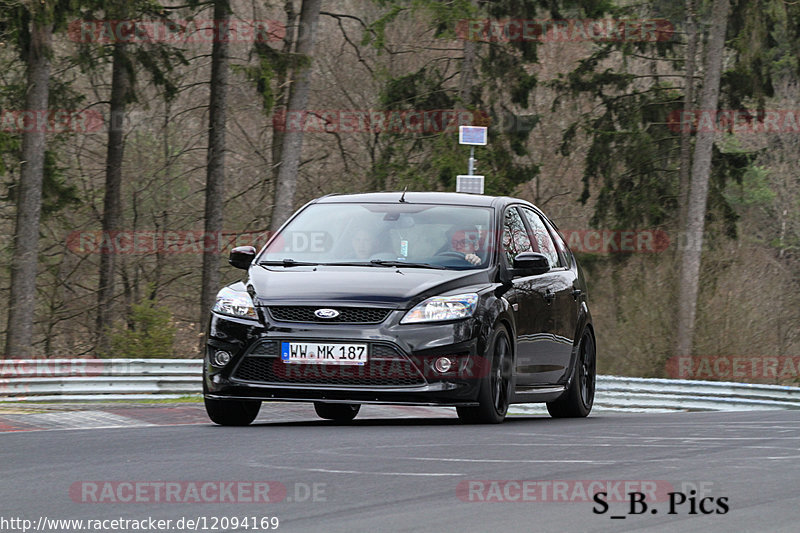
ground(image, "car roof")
xmin=314 ymin=191 xmax=529 ymax=209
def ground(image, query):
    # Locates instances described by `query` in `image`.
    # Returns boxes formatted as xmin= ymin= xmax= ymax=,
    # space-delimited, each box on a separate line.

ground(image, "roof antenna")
xmin=399 ymin=186 xmax=408 ymax=203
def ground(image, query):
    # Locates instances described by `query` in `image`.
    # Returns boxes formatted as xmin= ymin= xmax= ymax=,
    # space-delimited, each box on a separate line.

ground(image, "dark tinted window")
xmin=502 ymin=207 xmax=532 ymax=264
xmin=548 ymin=224 xmax=572 ymax=267
xmin=520 ymin=207 xmax=560 ymax=268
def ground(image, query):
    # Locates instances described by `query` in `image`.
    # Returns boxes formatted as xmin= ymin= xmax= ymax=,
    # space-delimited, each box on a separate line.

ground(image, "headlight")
xmin=401 ymin=293 xmax=478 ymax=324
xmin=212 ymin=286 xmax=258 ymax=319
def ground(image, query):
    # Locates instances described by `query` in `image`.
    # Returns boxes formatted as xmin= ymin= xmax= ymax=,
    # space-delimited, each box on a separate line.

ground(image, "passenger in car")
xmin=351 ymin=228 xmax=379 ymax=259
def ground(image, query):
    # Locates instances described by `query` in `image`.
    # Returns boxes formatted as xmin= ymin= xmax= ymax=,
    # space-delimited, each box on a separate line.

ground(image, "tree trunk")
xmin=675 ymin=0 xmax=730 ymax=358
xmin=457 ymin=0 xmax=478 ymax=107
xmin=96 ymin=41 xmax=130 ymax=354
xmin=270 ymin=0 xmax=322 ymax=231
xmin=266 ymin=0 xmax=298 ymax=228
xmin=199 ymin=0 xmax=231 ymax=330
xmin=678 ymin=0 xmax=698 ymax=230
xmin=4 ymin=18 xmax=53 ymax=358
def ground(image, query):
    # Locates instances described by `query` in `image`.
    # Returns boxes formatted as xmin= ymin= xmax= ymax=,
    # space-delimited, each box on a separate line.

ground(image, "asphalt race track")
xmin=1 ymin=404 xmax=798 ymax=532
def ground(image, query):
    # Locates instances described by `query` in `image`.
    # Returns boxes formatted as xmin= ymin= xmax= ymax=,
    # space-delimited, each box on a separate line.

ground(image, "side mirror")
xmin=512 ymin=252 xmax=550 ymax=276
xmin=229 ymin=245 xmax=256 ymax=270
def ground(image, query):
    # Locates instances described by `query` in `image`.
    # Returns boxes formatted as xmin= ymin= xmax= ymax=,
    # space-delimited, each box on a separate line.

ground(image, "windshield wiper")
xmin=259 ymin=259 xmax=446 ymax=269
xmin=258 ymin=259 xmax=319 ymax=267
xmin=320 ymin=261 xmax=385 ymax=267
xmin=367 ymin=260 xmax=446 ymax=269
xmin=308 ymin=260 xmax=444 ymax=269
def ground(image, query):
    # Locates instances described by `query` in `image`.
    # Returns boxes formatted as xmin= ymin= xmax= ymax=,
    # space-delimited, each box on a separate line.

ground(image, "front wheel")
xmin=314 ymin=402 xmax=360 ymax=422
xmin=547 ymin=330 xmax=596 ymax=418
xmin=457 ymin=326 xmax=511 ymax=424
xmin=205 ymin=397 xmax=261 ymax=426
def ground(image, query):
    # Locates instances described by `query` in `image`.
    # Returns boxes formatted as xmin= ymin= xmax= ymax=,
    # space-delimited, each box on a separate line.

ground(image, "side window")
xmin=549 ymin=225 xmax=573 ymax=268
xmin=520 ymin=208 xmax=561 ymax=269
xmin=502 ymin=207 xmax=532 ymax=264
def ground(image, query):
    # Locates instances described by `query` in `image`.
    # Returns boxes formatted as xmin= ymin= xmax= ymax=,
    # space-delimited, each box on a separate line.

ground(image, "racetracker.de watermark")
xmin=666 ymin=355 xmax=800 ymax=381
xmin=66 ymin=230 xmax=273 ymax=254
xmin=456 ymin=19 xmax=674 ymax=43
xmin=68 ymin=19 xmax=285 ymax=43
xmin=274 ymin=354 xmax=490 ymax=381
xmin=561 ymin=230 xmax=670 ymax=254
xmin=668 ymin=109 xmax=800 ymax=134
xmin=0 ymin=359 xmax=107 ymax=378
xmin=272 ymin=109 xmax=487 ymax=134
xmin=456 ymin=480 xmax=676 ymax=502
xmin=0 ymin=110 xmax=103 ymax=133
xmin=70 ymin=481 xmax=327 ymax=504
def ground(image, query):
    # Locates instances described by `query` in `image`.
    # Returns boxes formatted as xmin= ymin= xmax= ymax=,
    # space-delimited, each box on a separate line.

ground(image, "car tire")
xmin=456 ymin=326 xmax=512 ymax=424
xmin=204 ymin=397 xmax=261 ymax=426
xmin=547 ymin=330 xmax=596 ymax=418
xmin=314 ymin=402 xmax=360 ymax=422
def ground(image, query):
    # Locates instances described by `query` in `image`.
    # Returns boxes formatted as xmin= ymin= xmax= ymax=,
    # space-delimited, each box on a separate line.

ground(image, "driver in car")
xmin=450 ymin=226 xmax=483 ymax=265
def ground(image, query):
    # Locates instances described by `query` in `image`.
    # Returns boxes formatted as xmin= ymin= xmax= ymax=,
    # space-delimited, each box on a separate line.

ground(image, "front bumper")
xmin=203 ymin=309 xmax=490 ymax=406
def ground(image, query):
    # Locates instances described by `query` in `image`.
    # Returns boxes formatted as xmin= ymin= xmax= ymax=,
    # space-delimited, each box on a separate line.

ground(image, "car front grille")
xmin=267 ymin=306 xmax=392 ymax=324
xmin=231 ymin=341 xmax=426 ymax=387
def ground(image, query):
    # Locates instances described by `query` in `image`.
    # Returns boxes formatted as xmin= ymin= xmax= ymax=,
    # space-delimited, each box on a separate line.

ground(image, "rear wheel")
xmin=314 ymin=402 xmax=360 ymax=422
xmin=547 ymin=330 xmax=595 ymax=418
xmin=205 ymin=397 xmax=261 ymax=426
xmin=457 ymin=326 xmax=511 ymax=424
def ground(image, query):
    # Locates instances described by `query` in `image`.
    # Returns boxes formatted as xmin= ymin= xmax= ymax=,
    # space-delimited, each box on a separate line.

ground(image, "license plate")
xmin=281 ymin=342 xmax=368 ymax=365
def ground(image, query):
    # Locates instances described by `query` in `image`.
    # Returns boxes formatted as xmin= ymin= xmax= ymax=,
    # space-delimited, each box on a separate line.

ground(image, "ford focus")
xmin=203 ymin=192 xmax=595 ymax=425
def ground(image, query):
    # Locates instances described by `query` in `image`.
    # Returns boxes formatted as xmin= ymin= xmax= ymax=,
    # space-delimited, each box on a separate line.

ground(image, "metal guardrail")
xmin=0 ymin=359 xmax=201 ymax=402
xmin=593 ymin=376 xmax=800 ymax=412
xmin=2 ymin=359 xmax=800 ymax=410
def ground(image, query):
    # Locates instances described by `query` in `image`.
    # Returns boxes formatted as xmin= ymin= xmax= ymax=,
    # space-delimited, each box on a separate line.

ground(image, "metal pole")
xmin=468 ymin=146 xmax=475 ymax=175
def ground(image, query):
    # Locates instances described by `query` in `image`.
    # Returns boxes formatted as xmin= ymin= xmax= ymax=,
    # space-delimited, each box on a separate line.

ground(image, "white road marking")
xmin=248 ymin=462 xmax=461 ymax=477
xmin=3 ymin=411 xmax=154 ymax=430
xmin=506 ymin=433 xmax=800 ymax=440
xmin=388 ymin=457 xmax=612 ymax=464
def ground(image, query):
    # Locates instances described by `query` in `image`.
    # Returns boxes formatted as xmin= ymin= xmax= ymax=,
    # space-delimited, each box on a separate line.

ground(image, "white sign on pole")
xmin=459 ymin=126 xmax=487 ymax=146
xmin=456 ymin=175 xmax=485 ymax=194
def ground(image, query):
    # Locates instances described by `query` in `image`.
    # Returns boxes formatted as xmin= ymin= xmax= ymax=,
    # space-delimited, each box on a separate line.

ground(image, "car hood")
xmin=247 ymin=264 xmax=493 ymax=308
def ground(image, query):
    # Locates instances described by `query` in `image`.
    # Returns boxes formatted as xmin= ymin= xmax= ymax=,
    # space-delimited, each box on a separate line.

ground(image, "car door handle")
xmin=544 ymin=291 xmax=555 ymax=303
xmin=572 ymin=288 xmax=582 ymax=300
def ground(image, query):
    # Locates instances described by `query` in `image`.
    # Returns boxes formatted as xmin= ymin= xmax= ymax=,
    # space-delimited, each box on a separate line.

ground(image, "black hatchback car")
xmin=204 ymin=192 xmax=595 ymax=424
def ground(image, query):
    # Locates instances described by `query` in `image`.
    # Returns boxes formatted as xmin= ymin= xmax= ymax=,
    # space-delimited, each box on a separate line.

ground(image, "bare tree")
xmin=270 ymin=0 xmax=322 ymax=230
xmin=199 ymin=0 xmax=231 ymax=329
xmin=266 ymin=0 xmax=298 ymax=227
xmin=4 ymin=16 xmax=53 ymax=358
xmin=678 ymin=0 xmax=698 ymax=230
xmin=96 ymin=38 xmax=131 ymax=353
xmin=457 ymin=0 xmax=478 ymax=107
xmin=675 ymin=0 xmax=730 ymax=357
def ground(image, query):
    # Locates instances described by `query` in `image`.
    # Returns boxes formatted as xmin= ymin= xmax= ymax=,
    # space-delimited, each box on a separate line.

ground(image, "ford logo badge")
xmin=314 ymin=308 xmax=340 ymax=319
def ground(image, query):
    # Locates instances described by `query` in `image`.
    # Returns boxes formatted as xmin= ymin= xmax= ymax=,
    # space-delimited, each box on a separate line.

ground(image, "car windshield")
xmin=260 ymin=203 xmax=494 ymax=269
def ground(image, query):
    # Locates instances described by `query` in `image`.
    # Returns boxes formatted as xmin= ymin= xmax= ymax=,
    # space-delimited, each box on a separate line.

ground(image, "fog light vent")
xmin=433 ymin=357 xmax=454 ymax=373
xmin=213 ymin=350 xmax=232 ymax=367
